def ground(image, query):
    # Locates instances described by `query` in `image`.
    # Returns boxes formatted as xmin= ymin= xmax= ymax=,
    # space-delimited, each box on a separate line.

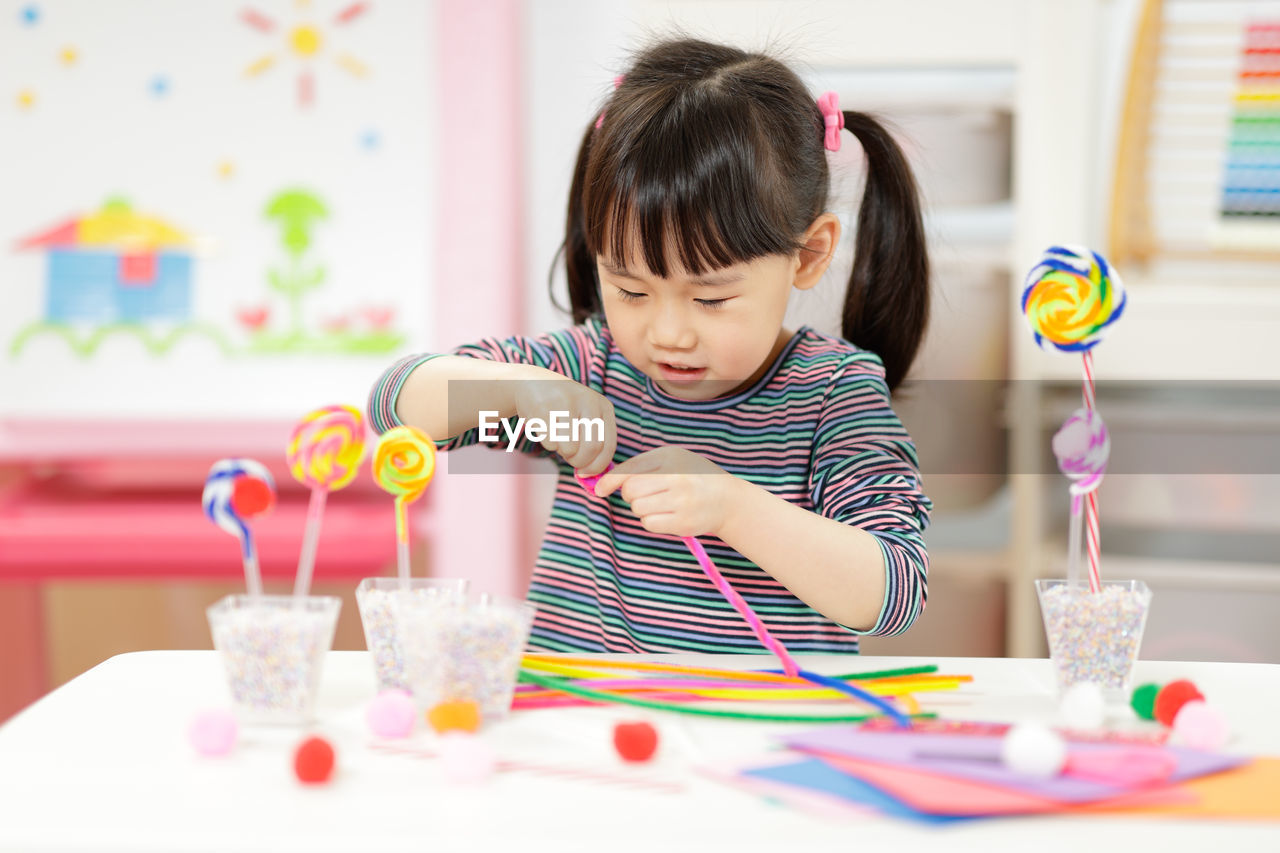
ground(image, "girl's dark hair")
xmin=556 ymin=38 xmax=928 ymax=391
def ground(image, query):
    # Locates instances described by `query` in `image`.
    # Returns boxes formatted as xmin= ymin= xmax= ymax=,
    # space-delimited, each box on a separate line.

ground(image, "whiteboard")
xmin=0 ymin=0 xmax=434 ymax=424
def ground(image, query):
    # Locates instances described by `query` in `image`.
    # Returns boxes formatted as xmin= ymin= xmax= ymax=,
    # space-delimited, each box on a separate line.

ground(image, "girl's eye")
xmin=615 ymin=288 xmax=645 ymax=303
xmin=696 ymin=298 xmax=729 ymax=310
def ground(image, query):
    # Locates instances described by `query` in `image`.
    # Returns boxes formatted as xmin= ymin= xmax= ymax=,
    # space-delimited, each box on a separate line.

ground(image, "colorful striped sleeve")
xmin=367 ymin=353 xmax=436 ymax=434
xmin=365 ymin=322 xmax=603 ymax=456
xmin=808 ymin=352 xmax=931 ymax=637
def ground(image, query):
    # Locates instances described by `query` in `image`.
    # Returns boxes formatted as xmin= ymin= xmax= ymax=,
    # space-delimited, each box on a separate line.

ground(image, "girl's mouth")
xmin=657 ymin=362 xmax=707 ymax=382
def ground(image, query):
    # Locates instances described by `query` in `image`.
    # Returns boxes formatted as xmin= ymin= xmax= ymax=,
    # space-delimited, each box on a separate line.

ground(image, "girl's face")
xmin=596 ymin=248 xmax=802 ymax=402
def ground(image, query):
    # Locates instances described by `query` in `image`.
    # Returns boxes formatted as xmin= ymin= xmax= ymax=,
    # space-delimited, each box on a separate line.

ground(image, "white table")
xmin=1 ymin=652 xmax=1277 ymax=852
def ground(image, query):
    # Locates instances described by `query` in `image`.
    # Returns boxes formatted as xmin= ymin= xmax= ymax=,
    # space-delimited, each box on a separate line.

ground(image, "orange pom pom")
xmin=427 ymin=699 xmax=481 ymax=734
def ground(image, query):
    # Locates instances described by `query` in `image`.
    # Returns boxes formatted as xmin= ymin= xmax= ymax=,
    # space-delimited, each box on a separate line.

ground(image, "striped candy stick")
xmin=1022 ymin=246 xmax=1126 ymax=593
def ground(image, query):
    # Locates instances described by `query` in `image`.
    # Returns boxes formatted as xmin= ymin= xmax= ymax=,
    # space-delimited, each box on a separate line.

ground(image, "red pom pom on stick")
xmin=613 ymin=721 xmax=658 ymax=763
xmin=294 ymin=736 xmax=336 ymax=784
xmin=231 ymin=476 xmax=275 ymax=518
xmin=1154 ymin=679 xmax=1203 ymax=726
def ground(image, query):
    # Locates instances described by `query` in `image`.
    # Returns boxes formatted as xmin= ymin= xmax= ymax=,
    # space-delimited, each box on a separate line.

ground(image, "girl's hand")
xmin=592 ymin=447 xmax=740 ymax=538
xmin=512 ymin=376 xmax=616 ymax=475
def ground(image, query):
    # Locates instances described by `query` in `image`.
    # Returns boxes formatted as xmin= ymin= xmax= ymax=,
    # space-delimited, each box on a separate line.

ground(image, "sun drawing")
xmin=241 ymin=1 xmax=370 ymax=107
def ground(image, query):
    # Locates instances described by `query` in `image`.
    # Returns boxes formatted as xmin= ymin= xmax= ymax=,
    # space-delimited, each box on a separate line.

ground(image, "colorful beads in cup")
xmin=355 ymin=577 xmax=469 ymax=692
xmin=207 ymin=594 xmax=341 ymax=724
xmin=396 ymin=592 xmax=536 ymax=723
xmin=1036 ymin=579 xmax=1151 ymax=696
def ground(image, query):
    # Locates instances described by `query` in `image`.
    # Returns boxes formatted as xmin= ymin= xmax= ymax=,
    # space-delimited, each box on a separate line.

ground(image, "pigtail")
xmin=840 ymin=110 xmax=929 ymax=392
xmin=551 ymin=121 xmax=603 ymax=323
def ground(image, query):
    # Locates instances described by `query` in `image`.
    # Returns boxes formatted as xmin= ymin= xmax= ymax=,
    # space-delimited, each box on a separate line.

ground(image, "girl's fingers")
xmin=578 ymin=445 xmax=611 ymax=477
xmin=620 ymin=476 xmax=669 ymax=504
xmin=637 ymin=512 xmax=679 ymax=536
xmin=594 ymin=456 xmax=653 ymax=496
xmin=626 ymin=493 xmax=673 ymax=518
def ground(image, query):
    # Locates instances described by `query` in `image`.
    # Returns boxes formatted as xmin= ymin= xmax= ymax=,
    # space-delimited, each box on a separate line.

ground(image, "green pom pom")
xmin=1131 ymin=682 xmax=1160 ymax=720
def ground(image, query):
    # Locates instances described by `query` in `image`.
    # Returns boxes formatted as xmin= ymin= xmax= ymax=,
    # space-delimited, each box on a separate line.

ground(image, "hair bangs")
xmin=584 ymin=93 xmax=800 ymax=279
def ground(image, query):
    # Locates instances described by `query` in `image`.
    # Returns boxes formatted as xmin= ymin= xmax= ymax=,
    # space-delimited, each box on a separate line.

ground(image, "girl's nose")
xmin=648 ymin=302 xmax=696 ymax=349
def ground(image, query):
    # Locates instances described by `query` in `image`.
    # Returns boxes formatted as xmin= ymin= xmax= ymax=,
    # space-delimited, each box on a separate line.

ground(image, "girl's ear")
xmin=793 ymin=213 xmax=841 ymax=291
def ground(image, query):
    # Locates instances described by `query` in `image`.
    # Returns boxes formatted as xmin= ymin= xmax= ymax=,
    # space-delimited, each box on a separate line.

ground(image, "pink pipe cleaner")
xmin=574 ymin=466 xmax=800 ymax=678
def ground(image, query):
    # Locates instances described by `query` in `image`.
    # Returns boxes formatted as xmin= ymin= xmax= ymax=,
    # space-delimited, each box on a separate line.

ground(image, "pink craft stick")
xmin=575 ymin=466 xmax=799 ymax=677
xmin=574 ymin=465 xmax=910 ymax=726
xmin=683 ymin=536 xmax=800 ymax=677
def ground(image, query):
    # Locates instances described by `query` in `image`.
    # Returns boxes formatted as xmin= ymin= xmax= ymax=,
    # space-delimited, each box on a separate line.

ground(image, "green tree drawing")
xmin=265 ymin=189 xmax=328 ymax=338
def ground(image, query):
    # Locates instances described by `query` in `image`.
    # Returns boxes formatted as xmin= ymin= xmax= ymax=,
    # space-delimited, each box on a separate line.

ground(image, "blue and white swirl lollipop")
xmin=203 ymin=458 xmax=276 ymax=597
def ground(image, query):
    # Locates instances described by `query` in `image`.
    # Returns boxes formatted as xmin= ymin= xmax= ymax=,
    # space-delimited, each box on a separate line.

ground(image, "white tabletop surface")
xmin=1 ymin=652 xmax=1277 ymax=853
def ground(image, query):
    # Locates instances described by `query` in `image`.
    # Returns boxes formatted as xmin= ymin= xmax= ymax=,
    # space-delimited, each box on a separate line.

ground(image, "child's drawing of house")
xmin=16 ymin=198 xmax=194 ymax=324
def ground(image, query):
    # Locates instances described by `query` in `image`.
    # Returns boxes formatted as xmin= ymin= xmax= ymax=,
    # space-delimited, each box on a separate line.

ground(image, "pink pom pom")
xmin=1173 ymin=700 xmax=1230 ymax=751
xmin=188 ymin=709 xmax=237 ymax=756
xmin=366 ymin=689 xmax=416 ymax=739
xmin=437 ymin=732 xmax=497 ymax=784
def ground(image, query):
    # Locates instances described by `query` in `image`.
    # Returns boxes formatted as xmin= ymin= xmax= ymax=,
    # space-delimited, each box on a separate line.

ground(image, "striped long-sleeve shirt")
xmin=368 ymin=316 xmax=930 ymax=654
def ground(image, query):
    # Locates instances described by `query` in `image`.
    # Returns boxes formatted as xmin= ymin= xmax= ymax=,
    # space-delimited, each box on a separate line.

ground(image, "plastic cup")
xmin=355 ymin=577 xmax=469 ymax=692
xmin=396 ymin=591 xmax=536 ymax=723
xmin=1035 ymin=579 xmax=1152 ymax=700
xmin=206 ymin=594 xmax=341 ymax=724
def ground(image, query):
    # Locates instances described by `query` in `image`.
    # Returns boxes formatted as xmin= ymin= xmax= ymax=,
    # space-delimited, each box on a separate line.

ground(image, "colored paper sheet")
xmin=743 ymin=758 xmax=970 ymax=825
xmin=1082 ymin=757 xmax=1280 ymax=821
xmin=783 ymin=728 xmax=1247 ymax=803
xmin=697 ymin=755 xmax=879 ymax=821
xmin=816 ymin=754 xmax=1192 ymax=818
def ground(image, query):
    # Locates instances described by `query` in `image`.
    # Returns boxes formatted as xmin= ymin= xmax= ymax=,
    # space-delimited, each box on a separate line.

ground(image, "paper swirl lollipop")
xmin=372 ymin=426 xmax=437 ymax=586
xmin=203 ymin=458 xmax=276 ymax=597
xmin=1022 ymin=245 xmax=1127 ymax=353
xmin=288 ymin=405 xmax=366 ymax=491
xmin=1053 ymin=409 xmax=1109 ymax=593
xmin=287 ymin=405 xmax=367 ymax=599
xmin=1053 ymin=408 xmax=1110 ymax=489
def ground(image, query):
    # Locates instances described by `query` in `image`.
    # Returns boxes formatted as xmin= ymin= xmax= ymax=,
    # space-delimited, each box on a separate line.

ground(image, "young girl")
xmin=369 ymin=38 xmax=931 ymax=654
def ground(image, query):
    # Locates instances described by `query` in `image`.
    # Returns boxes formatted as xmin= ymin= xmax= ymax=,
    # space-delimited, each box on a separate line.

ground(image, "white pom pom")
xmin=1059 ymin=682 xmax=1106 ymax=730
xmin=1001 ymin=723 xmax=1068 ymax=777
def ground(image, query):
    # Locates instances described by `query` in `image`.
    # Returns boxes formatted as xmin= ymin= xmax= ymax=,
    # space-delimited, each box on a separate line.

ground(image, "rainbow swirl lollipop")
xmin=288 ymin=404 xmax=367 ymax=599
xmin=373 ymin=426 xmax=437 ymax=545
xmin=203 ymin=458 xmax=276 ymax=597
xmin=1021 ymin=245 xmax=1127 ymax=353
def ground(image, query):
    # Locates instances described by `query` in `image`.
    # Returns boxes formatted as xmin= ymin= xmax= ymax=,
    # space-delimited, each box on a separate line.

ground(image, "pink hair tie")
xmin=595 ymin=75 xmax=626 ymax=130
xmin=817 ymin=91 xmax=844 ymax=152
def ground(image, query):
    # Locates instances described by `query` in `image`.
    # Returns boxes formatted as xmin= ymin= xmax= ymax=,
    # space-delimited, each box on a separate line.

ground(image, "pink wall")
xmin=430 ymin=0 xmax=527 ymax=597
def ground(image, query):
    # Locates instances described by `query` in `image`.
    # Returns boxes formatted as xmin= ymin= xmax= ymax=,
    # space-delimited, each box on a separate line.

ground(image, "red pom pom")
xmin=231 ymin=476 xmax=275 ymax=518
xmin=613 ymin=721 xmax=658 ymax=763
xmin=1154 ymin=679 xmax=1203 ymax=727
xmin=293 ymin=736 xmax=335 ymax=784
